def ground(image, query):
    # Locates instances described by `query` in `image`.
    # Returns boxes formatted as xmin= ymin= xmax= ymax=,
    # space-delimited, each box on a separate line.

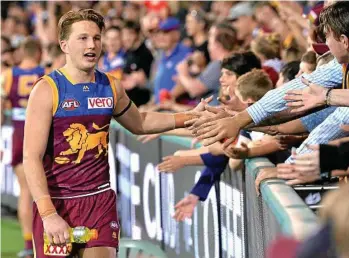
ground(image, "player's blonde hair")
xmin=58 ymin=9 xmax=105 ymax=41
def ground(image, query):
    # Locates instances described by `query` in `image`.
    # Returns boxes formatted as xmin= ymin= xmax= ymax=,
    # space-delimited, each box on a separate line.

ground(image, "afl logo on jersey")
xmin=61 ymin=99 xmax=80 ymax=111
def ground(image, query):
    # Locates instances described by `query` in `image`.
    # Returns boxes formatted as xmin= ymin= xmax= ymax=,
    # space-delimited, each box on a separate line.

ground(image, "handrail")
xmin=245 ymin=157 xmax=319 ymax=240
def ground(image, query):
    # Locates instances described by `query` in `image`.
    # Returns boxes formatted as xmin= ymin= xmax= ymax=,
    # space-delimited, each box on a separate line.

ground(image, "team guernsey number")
xmin=18 ymin=74 xmax=39 ymax=97
xmin=17 ymin=74 xmax=39 ymax=107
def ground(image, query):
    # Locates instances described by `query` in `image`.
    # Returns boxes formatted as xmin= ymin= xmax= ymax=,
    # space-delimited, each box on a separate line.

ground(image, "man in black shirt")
xmin=122 ymin=21 xmax=154 ymax=106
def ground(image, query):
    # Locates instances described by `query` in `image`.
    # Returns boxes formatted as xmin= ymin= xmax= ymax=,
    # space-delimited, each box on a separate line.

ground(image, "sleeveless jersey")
xmin=4 ymin=66 xmax=45 ymax=129
xmin=42 ymin=68 xmax=117 ymax=197
xmin=100 ymin=51 xmax=125 ymax=80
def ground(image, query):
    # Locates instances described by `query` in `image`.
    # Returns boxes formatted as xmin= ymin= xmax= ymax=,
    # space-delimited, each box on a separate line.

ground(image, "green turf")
xmin=1 ymin=218 xmax=24 ymax=258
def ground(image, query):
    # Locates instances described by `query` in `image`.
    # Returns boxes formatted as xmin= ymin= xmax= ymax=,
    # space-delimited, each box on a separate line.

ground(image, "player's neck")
xmin=61 ymin=64 xmax=95 ymax=84
xmin=19 ymin=58 xmax=39 ymax=69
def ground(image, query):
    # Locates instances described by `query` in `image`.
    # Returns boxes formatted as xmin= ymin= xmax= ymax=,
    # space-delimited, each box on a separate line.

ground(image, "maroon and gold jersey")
xmin=4 ymin=66 xmax=45 ymax=128
xmin=42 ymin=68 xmax=117 ymax=197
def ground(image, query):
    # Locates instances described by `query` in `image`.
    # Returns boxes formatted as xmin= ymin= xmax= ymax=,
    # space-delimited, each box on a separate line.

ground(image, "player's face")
xmin=61 ymin=20 xmax=102 ymax=71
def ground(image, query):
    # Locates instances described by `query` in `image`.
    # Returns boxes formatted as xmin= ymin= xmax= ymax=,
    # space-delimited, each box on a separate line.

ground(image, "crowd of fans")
xmin=1 ymin=1 xmax=349 ymax=257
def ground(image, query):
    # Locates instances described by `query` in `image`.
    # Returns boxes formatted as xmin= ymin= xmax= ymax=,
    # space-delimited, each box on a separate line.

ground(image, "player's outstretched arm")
xmin=23 ymin=79 xmax=70 ymax=245
xmin=112 ymin=78 xmax=202 ymax=135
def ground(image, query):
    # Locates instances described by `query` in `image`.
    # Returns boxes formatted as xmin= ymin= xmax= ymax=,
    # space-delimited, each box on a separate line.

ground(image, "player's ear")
xmin=60 ymin=40 xmax=69 ymax=54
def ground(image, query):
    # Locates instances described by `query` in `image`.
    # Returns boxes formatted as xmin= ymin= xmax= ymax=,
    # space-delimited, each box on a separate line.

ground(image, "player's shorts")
xmin=11 ymin=127 xmax=24 ymax=168
xmin=32 ymin=189 xmax=120 ymax=258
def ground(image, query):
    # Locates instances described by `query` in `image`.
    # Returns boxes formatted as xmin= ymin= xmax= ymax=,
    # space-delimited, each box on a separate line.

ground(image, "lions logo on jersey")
xmin=55 ymin=123 xmax=109 ymax=164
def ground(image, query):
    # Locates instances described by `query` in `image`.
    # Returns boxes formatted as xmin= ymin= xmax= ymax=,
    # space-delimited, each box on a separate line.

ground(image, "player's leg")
xmin=79 ymin=247 xmax=116 ymax=258
xmin=15 ymin=163 xmax=34 ymax=257
xmin=79 ymin=190 xmax=120 ymax=257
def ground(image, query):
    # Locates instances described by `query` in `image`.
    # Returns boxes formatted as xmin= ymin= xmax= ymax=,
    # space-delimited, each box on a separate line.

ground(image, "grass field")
xmin=1 ymin=218 xmax=24 ymax=258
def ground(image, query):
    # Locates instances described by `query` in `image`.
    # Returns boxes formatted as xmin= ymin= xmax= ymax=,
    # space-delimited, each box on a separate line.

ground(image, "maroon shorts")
xmin=33 ymin=190 xmax=120 ymax=258
xmin=11 ymin=128 xmax=24 ymax=167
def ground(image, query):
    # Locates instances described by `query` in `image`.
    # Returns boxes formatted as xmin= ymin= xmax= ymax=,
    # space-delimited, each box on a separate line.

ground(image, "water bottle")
xmin=44 ymin=226 xmax=98 ymax=244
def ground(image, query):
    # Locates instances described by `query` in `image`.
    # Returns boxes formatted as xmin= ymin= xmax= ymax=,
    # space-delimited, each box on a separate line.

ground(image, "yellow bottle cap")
xmin=90 ymin=229 xmax=98 ymax=240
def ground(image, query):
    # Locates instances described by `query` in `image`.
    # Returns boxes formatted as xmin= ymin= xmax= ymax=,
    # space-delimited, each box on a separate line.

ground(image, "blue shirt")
xmin=99 ymin=50 xmax=126 ymax=79
xmin=153 ymin=43 xmax=191 ymax=103
xmin=190 ymin=154 xmax=228 ymax=201
xmin=245 ymin=59 xmax=349 ymax=161
xmin=300 ymin=107 xmax=337 ymax=132
xmin=247 ymin=59 xmax=343 ymax=124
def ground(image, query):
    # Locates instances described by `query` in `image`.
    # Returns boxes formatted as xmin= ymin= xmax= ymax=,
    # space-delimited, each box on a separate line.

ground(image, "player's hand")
xmin=193 ymin=117 xmax=240 ymax=147
xmin=137 ymin=134 xmax=160 ymax=143
xmin=174 ymin=194 xmax=199 ymax=221
xmin=185 ymin=106 xmax=231 ymax=132
xmin=255 ymin=167 xmax=278 ymax=195
xmin=284 ymin=77 xmax=327 ymax=113
xmin=223 ymin=142 xmax=249 ymax=159
xmin=185 ymin=111 xmax=216 ymax=129
xmin=43 ymin=213 xmax=70 ymax=245
xmin=157 ymin=156 xmax=185 ymax=173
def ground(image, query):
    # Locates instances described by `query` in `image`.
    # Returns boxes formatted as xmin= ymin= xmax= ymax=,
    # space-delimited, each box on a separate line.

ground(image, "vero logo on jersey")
xmin=61 ymin=99 xmax=80 ymax=111
xmin=88 ymin=97 xmax=113 ymax=109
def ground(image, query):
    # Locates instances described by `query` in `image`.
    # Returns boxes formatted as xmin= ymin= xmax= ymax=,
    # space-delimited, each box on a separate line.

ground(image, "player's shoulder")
xmin=28 ymin=77 xmax=54 ymax=105
xmin=33 ymin=76 xmax=51 ymax=91
xmin=96 ymin=69 xmax=119 ymax=86
xmin=99 ymin=70 xmax=124 ymax=102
